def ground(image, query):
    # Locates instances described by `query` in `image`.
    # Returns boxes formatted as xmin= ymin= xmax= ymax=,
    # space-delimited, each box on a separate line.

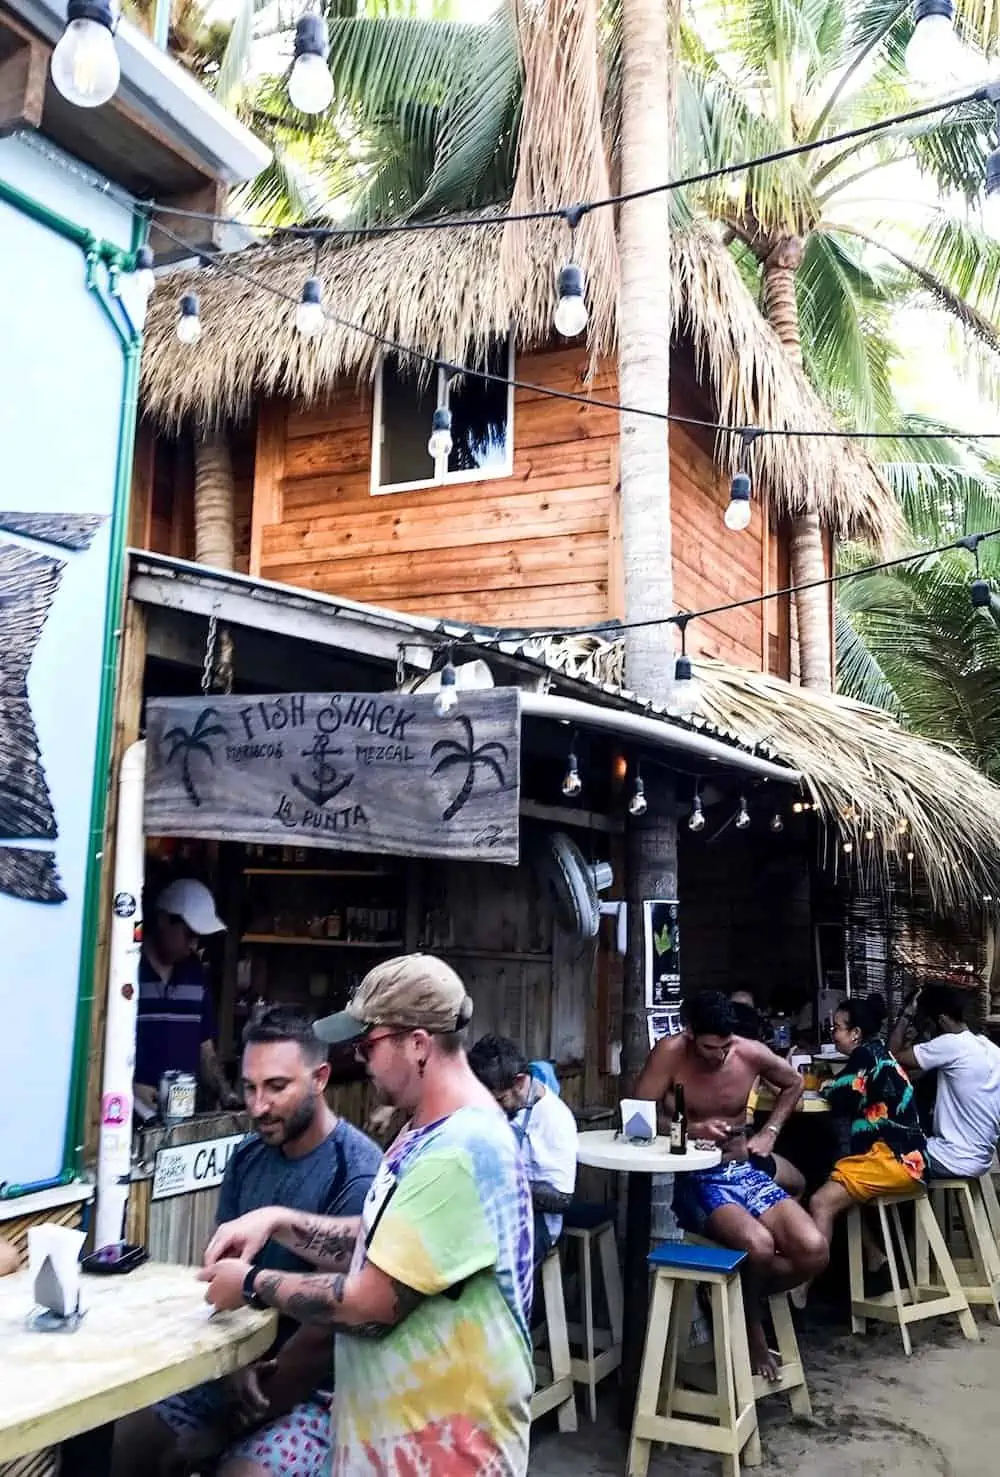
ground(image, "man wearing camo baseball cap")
xmin=200 ymin=954 xmax=535 ymax=1475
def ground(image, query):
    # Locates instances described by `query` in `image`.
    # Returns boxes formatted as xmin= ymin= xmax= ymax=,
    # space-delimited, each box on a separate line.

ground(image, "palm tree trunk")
xmin=761 ymin=238 xmax=832 ymax=693
xmin=193 ymin=430 xmax=236 ymax=571
xmin=618 ymin=0 xmax=677 ymax=1096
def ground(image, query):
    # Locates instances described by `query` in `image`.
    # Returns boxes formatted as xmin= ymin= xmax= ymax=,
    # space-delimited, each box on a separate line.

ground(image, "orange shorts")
xmin=830 ymin=1140 xmax=924 ymax=1202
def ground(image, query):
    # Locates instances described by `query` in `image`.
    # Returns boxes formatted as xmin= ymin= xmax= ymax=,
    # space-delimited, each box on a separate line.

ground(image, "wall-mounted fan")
xmin=540 ymin=831 xmax=614 ymax=939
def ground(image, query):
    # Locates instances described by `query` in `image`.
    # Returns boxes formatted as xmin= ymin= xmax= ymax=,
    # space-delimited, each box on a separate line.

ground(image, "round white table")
xmin=577 ymin=1131 xmax=722 ymax=1427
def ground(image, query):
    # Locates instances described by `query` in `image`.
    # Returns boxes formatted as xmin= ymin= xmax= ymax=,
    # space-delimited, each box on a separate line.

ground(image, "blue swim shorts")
xmin=673 ymin=1160 xmax=788 ymax=1235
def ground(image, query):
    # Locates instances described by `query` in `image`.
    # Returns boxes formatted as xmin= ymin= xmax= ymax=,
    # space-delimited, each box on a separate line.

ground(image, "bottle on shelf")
xmin=669 ymin=1084 xmax=687 ymax=1156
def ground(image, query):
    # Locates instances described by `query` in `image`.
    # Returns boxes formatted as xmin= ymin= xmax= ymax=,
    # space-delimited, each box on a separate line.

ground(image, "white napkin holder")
xmin=28 ymin=1224 xmax=86 ymax=1330
xmin=620 ymin=1098 xmax=656 ymax=1143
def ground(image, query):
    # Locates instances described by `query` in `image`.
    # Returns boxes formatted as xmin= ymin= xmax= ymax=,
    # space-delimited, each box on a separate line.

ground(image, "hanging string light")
xmin=288 ymin=13 xmax=334 ymax=115
xmin=905 ymin=0 xmax=970 ymax=88
xmin=724 ymin=431 xmax=758 ymax=532
xmin=688 ymin=791 xmax=706 ymax=833
xmin=561 ymin=738 xmax=583 ymax=798
xmin=428 ymin=371 xmax=454 ymax=461
xmin=175 ymin=293 xmax=201 ymax=345
xmin=132 ymin=245 xmax=155 ymax=303
xmin=51 ymin=0 xmax=120 ymax=109
xmin=628 ymin=766 xmax=648 ymax=818
xmin=432 ymin=655 xmax=458 ymax=717
xmin=735 ymin=796 xmax=751 ymax=830
xmin=669 ymin=617 xmax=700 ymax=720
xmin=295 ymin=277 xmax=325 ymax=338
xmin=843 ymin=839 xmax=854 ymax=855
xmin=769 ymin=812 xmax=784 ymax=833
xmin=553 ymin=206 xmax=589 ymax=340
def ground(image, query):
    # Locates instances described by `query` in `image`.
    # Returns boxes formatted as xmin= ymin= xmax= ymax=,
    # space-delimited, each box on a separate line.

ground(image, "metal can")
xmin=159 ymin=1070 xmax=197 ymax=1122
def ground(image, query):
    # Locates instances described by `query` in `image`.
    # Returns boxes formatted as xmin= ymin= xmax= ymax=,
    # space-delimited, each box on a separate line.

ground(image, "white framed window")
xmin=370 ymin=338 xmax=515 ymax=495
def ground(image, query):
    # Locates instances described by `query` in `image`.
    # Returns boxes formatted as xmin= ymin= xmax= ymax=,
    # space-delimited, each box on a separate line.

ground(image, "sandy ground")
xmin=530 ymin=1314 xmax=1000 ymax=1475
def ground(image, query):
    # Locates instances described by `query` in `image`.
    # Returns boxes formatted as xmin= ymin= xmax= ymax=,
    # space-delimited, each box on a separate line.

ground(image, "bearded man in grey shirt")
xmin=113 ymin=1006 xmax=381 ymax=1477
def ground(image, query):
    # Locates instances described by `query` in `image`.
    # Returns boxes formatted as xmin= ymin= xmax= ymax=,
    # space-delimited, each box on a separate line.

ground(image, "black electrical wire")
xmin=152 ymin=217 xmax=1000 ymax=445
xmin=135 ymin=84 xmax=992 ymax=240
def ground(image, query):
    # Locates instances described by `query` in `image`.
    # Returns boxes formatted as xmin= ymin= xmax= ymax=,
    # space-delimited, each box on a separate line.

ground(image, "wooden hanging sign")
xmin=144 ymin=690 xmax=521 ymax=864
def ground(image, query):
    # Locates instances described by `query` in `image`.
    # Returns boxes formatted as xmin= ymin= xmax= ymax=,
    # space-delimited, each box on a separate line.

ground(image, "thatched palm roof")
xmin=533 ymin=633 xmax=1000 ymax=913
xmin=141 ymin=214 xmax=898 ymax=543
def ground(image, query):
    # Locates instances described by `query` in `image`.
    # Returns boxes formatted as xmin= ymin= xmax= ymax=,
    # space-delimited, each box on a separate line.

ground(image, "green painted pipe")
xmin=0 ymin=170 xmax=145 ymax=1189
xmin=0 ymin=174 xmax=135 ymax=270
xmin=62 ymin=211 xmax=146 ymax=1177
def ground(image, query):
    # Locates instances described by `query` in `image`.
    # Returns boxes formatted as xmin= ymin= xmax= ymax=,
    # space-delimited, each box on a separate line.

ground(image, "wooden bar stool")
xmin=919 ymin=1176 xmax=1000 ymax=1323
xmin=983 ymin=1156 xmax=1000 ymax=1249
xmin=628 ymin=1242 xmax=760 ymax=1477
xmin=678 ymin=1233 xmax=811 ymax=1416
xmin=531 ymin=1247 xmax=578 ymax=1432
xmin=561 ymin=1210 xmax=624 ymax=1421
xmin=847 ymin=1191 xmax=978 ymax=1356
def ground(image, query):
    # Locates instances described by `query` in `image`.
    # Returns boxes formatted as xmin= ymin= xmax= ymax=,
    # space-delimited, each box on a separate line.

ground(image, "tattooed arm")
xmin=200 ymin=1256 xmax=423 ymax=1338
xmin=204 ymin=1208 xmax=360 ymax=1271
xmin=273 ymin=1212 xmax=361 ymax=1272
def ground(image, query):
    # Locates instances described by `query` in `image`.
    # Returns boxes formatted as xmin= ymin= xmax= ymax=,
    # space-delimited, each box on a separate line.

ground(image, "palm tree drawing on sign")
xmin=431 ymin=716 xmax=510 ymax=822
xmin=163 ymin=707 xmax=227 ymax=808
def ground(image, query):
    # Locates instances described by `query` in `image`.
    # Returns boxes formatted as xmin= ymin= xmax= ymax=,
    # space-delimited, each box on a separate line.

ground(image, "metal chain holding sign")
xmin=395 ymin=644 xmax=406 ymax=692
xmin=201 ymin=608 xmax=235 ymax=696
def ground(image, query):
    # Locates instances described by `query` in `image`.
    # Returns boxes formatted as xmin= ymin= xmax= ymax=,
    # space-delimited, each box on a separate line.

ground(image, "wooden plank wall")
xmin=134 ymin=346 xmax=800 ymax=680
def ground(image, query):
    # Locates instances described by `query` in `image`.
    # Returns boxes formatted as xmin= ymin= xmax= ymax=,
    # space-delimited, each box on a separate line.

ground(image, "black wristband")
xmin=242 ymin=1264 xmax=267 ymax=1310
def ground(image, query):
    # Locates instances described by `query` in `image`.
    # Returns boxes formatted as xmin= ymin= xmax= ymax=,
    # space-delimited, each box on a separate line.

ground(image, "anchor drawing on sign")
xmin=291 ymin=731 xmax=354 ymax=806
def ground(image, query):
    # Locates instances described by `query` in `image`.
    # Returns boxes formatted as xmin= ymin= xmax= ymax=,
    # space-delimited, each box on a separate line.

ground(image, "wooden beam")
xmin=128 ymin=422 xmax=156 ymax=553
xmin=520 ymin=798 xmax=624 ymax=834
xmin=83 ymin=599 xmax=148 ymax=1167
xmin=148 ymin=180 xmax=226 ymax=261
xmin=0 ymin=37 xmax=47 ymax=136
xmin=250 ymin=400 xmax=286 ymax=577
xmin=760 ymin=490 xmax=771 ymax=674
xmin=607 ymin=444 xmax=623 ymax=620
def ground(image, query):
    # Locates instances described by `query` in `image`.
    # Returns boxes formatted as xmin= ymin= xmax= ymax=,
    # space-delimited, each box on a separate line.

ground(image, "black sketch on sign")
xmin=431 ymin=716 xmax=510 ymax=821
xmin=0 ymin=513 xmax=107 ymax=904
xmin=291 ymin=731 xmax=354 ymax=807
xmin=163 ymin=707 xmax=228 ymax=808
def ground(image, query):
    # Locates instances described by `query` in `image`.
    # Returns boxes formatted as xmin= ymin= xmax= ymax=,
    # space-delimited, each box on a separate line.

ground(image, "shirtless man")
xmin=635 ymin=990 xmax=828 ymax=1377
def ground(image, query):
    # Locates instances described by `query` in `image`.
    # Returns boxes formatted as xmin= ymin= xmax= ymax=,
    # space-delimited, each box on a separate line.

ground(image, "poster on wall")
xmin=644 ymin=899 xmax=680 ymax=1006
xmin=145 ymin=690 xmax=522 ymax=864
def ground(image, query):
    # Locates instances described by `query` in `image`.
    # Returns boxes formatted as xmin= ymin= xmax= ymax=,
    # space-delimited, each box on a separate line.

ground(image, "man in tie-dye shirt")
xmin=200 ymin=955 xmax=535 ymax=1476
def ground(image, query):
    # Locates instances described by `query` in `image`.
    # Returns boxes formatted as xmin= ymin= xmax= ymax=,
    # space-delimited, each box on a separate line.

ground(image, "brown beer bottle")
xmin=669 ymin=1083 xmax=687 ymax=1155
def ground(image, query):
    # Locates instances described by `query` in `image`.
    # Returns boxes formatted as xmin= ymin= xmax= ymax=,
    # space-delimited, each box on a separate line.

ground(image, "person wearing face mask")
xmin=467 ymin=1034 xmax=578 ymax=1267
xmin=113 ymin=1006 xmax=381 ymax=1477
xmin=197 ymin=955 xmax=535 ymax=1477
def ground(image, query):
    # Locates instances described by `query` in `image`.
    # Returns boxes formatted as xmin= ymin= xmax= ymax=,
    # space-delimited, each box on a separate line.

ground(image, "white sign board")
xmin=151 ymin=1134 xmax=245 ymax=1201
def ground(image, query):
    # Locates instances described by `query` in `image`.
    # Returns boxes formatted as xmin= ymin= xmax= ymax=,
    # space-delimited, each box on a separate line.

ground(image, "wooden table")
xmin=0 ymin=1262 xmax=275 ymax=1463
xmin=576 ymin=1132 xmax=721 ymax=1430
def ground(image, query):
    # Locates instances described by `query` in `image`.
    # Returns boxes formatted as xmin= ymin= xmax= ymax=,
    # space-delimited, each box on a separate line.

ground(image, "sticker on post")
xmin=113 ymin=892 xmax=137 ymax=919
xmin=101 ymin=1092 xmax=128 ymax=1126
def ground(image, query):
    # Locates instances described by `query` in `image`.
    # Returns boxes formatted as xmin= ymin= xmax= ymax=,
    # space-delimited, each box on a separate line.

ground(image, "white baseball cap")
xmin=155 ymin=878 xmax=225 ymax=936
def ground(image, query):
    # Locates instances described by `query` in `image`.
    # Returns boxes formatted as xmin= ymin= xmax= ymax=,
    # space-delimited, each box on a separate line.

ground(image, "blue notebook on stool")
xmin=648 ymin=1241 xmax=747 ymax=1274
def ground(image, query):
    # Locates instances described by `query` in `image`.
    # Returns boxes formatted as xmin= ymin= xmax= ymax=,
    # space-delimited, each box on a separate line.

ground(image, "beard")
xmin=253 ymin=1094 xmax=316 ymax=1146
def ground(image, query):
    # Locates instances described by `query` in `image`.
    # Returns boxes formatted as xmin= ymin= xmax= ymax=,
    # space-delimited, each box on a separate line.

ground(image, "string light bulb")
xmin=843 ymin=840 xmax=854 ymax=855
xmin=769 ymin=812 xmax=784 ymax=833
xmin=288 ymin=13 xmax=333 ymax=114
xmin=554 ymin=264 xmax=588 ymax=338
xmin=428 ymin=405 xmax=453 ymax=461
xmin=561 ymin=747 xmax=582 ymax=798
xmin=670 ymin=619 xmax=700 ymax=719
xmin=628 ymin=773 xmax=648 ymax=818
xmin=688 ymin=794 xmax=705 ymax=832
xmin=725 ymin=471 xmax=752 ymax=532
xmin=735 ymin=796 xmax=751 ymax=830
xmin=905 ymin=0 xmax=969 ymax=88
xmin=432 ymin=659 xmax=458 ymax=718
xmin=906 ymin=850 xmax=915 ymax=862
xmin=897 ymin=817 xmax=909 ymax=835
xmin=51 ymin=0 xmax=120 ymax=108
xmin=295 ymin=277 xmax=325 ymax=338
xmin=792 ymin=800 xmax=804 ymax=814
xmin=133 ymin=245 xmax=155 ymax=303
xmin=176 ymin=293 xmax=201 ymax=346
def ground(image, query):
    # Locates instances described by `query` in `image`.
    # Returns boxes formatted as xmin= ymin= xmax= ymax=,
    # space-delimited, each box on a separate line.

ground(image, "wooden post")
xmin=128 ymin=423 xmax=156 ymax=553
xmin=607 ymin=447 xmax=624 ymax=621
xmin=83 ymin=598 xmax=147 ymax=1166
xmin=0 ymin=36 xmax=47 ymax=136
xmin=250 ymin=400 xmax=286 ymax=578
